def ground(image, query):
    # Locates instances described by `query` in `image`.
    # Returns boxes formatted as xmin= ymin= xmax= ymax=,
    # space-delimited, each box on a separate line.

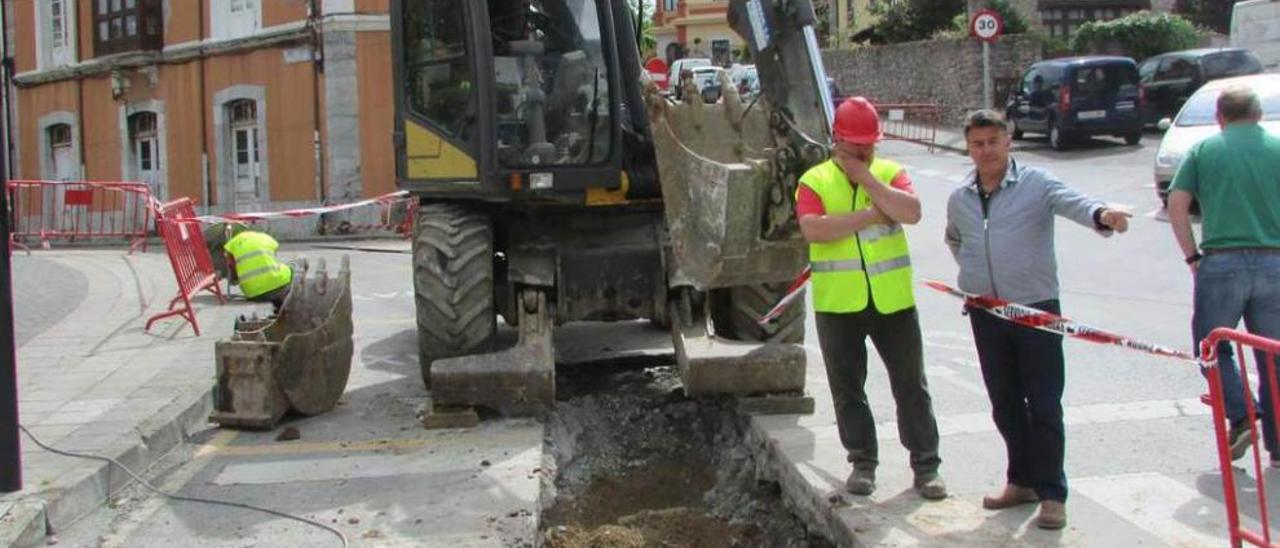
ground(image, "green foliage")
xmin=1036 ymin=32 xmax=1071 ymax=58
xmin=1069 ymin=11 xmax=1204 ymax=61
xmin=871 ymin=0 xmax=965 ymax=44
xmin=1175 ymin=0 xmax=1236 ymax=35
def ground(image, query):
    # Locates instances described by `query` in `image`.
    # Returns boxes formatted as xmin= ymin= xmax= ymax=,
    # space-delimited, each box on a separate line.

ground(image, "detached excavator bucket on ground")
xmin=211 ymin=256 xmax=355 ymax=429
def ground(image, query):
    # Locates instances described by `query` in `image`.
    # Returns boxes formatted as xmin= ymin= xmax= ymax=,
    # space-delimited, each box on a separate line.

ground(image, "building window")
xmin=213 ymin=0 xmax=260 ymax=40
xmin=47 ymin=124 xmax=76 ymax=181
xmin=130 ymin=112 xmax=159 ymax=171
xmin=39 ymin=0 xmax=76 ymax=68
xmin=664 ymin=0 xmax=678 ymax=12
xmin=227 ymin=100 xmax=261 ymax=203
xmin=712 ymin=39 xmax=731 ymax=66
xmin=95 ymin=0 xmax=163 ymax=55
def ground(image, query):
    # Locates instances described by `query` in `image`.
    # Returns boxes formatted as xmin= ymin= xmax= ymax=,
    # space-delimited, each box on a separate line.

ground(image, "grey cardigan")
xmin=944 ymin=158 xmax=1110 ymax=305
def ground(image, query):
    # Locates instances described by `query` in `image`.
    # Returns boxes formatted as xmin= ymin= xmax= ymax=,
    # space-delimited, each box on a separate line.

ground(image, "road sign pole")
xmin=983 ymin=41 xmax=992 ymax=109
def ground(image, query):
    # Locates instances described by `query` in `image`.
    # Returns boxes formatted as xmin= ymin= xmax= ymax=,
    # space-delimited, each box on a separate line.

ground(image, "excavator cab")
xmin=394 ymin=1 xmax=648 ymax=197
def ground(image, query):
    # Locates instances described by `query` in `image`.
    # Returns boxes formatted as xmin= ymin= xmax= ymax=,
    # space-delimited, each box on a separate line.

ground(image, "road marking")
xmin=201 ymin=436 xmax=437 ymax=458
xmin=211 ymin=427 xmax=542 ymax=485
xmin=1073 ymin=473 xmax=1226 ymax=547
xmin=878 ymin=397 xmax=1211 ymax=440
xmin=191 ymin=428 xmax=239 ymax=459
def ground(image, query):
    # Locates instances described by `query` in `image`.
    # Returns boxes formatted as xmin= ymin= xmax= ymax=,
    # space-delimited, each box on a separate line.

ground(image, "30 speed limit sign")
xmin=970 ymin=9 xmax=1004 ymax=43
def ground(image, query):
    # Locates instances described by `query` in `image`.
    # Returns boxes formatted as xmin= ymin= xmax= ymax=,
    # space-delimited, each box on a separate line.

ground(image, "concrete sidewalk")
xmin=2 ymin=249 xmax=257 ymax=546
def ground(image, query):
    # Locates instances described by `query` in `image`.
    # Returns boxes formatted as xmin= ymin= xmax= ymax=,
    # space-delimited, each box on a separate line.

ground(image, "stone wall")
xmin=823 ymin=34 xmax=1043 ymax=126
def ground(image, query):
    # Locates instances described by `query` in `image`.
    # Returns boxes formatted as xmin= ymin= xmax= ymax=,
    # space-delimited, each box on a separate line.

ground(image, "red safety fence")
xmin=146 ymin=198 xmax=224 ymax=336
xmin=1203 ymin=327 xmax=1280 ymax=547
xmin=6 ymin=180 xmax=153 ymax=254
xmin=874 ymin=103 xmax=941 ymax=152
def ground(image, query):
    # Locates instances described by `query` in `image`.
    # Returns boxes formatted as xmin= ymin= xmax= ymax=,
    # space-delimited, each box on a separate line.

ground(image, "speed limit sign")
xmin=970 ymin=9 xmax=1004 ymax=43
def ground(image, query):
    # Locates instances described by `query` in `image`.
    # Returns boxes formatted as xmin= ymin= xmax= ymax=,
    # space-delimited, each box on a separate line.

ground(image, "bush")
xmin=1070 ymin=11 xmax=1203 ymax=61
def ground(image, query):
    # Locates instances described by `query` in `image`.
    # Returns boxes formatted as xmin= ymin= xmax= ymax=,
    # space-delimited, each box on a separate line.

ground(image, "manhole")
xmin=540 ymin=366 xmax=832 ymax=548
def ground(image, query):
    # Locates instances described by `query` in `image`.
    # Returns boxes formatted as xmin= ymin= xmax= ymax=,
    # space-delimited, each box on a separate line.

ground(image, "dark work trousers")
xmin=815 ymin=306 xmax=941 ymax=475
xmin=968 ymin=299 xmax=1068 ymax=503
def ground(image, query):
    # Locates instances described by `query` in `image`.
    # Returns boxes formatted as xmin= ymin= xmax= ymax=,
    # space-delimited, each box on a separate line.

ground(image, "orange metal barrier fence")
xmin=6 ymin=180 xmax=153 ymax=254
xmin=874 ymin=103 xmax=941 ymax=152
xmin=145 ymin=198 xmax=224 ymax=336
xmin=1204 ymin=327 xmax=1280 ymax=547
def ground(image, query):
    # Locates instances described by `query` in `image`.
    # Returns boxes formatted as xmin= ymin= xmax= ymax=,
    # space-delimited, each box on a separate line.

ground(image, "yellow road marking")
xmin=202 ymin=436 xmax=435 ymax=458
xmin=192 ymin=429 xmax=240 ymax=459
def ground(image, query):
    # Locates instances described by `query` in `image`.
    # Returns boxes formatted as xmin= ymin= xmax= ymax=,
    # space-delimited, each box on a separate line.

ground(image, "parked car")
xmin=728 ymin=64 xmax=758 ymax=100
xmin=668 ymin=57 xmax=711 ymax=99
xmin=1138 ymin=48 xmax=1263 ymax=126
xmin=691 ymin=66 xmax=727 ymax=103
xmin=1005 ymin=56 xmax=1144 ymax=150
xmin=1153 ymin=73 xmax=1280 ymax=208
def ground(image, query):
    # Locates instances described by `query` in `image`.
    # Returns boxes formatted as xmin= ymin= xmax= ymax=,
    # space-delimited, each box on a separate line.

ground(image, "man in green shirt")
xmin=1169 ymin=84 xmax=1280 ymax=465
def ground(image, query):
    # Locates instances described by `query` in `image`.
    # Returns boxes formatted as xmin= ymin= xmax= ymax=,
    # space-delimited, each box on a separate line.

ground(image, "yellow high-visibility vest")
xmin=799 ymin=158 xmax=915 ymax=314
xmin=224 ymin=231 xmax=291 ymax=299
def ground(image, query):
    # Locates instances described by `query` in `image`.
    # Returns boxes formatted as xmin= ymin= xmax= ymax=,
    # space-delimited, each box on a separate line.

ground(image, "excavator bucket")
xmin=646 ymin=81 xmax=809 ymax=291
xmin=211 ymin=256 xmax=355 ymax=429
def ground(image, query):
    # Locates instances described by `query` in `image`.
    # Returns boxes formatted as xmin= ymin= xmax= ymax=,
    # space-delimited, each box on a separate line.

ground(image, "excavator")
xmin=391 ymin=0 xmax=836 ymax=416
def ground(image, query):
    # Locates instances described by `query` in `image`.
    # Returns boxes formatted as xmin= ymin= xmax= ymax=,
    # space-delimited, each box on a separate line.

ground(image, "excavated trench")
xmin=539 ymin=364 xmax=833 ymax=548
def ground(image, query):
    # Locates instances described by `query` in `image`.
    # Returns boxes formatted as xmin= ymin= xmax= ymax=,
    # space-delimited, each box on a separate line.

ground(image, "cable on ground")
xmin=19 ymin=424 xmax=349 ymax=548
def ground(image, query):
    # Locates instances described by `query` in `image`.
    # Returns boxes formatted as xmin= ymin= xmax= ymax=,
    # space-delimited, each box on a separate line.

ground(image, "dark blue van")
xmin=1005 ymin=56 xmax=1144 ymax=150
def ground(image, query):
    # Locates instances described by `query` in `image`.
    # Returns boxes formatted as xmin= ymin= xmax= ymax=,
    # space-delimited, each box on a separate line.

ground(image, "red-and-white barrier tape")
xmin=757 ymin=266 xmax=811 ymax=325
xmin=191 ymin=190 xmax=411 ymax=224
xmin=923 ymin=279 xmax=1196 ymax=362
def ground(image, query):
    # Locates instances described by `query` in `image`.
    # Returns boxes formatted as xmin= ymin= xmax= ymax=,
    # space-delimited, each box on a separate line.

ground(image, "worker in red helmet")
xmin=795 ymin=97 xmax=945 ymax=500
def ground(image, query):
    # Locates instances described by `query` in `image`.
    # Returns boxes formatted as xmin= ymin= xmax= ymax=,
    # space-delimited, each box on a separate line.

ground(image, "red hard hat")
xmin=833 ymin=97 xmax=882 ymax=145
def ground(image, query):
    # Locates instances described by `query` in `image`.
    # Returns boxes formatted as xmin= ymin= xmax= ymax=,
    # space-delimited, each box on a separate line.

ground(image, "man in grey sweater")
xmin=944 ymin=110 xmax=1131 ymax=530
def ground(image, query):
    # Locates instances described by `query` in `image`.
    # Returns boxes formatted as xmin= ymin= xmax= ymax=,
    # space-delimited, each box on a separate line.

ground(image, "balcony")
xmin=93 ymin=0 xmax=164 ymax=57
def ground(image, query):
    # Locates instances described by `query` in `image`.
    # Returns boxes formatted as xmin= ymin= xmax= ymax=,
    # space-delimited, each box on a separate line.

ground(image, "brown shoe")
xmin=981 ymin=484 xmax=1039 ymax=510
xmin=1035 ymin=500 xmax=1067 ymax=530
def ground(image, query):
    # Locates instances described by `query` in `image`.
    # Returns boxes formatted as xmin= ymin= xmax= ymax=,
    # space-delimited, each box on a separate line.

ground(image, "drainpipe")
xmin=199 ymin=0 xmax=212 ymax=209
xmin=309 ymin=0 xmax=326 ymax=206
xmin=0 ymin=0 xmax=13 ymax=179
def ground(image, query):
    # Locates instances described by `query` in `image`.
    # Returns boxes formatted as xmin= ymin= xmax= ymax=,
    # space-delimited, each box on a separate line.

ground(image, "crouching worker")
xmin=209 ymin=223 xmax=293 ymax=310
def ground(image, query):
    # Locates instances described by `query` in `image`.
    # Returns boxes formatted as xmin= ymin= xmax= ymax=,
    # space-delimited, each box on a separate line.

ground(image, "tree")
xmin=870 ymin=0 xmax=966 ymax=44
xmin=628 ymin=0 xmax=657 ymax=56
xmin=1175 ymin=0 xmax=1235 ymax=35
xmin=1071 ymin=11 xmax=1203 ymax=61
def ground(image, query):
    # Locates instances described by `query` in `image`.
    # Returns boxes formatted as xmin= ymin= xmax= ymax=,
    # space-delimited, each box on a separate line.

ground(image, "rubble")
xmin=541 ymin=366 xmax=831 ymax=548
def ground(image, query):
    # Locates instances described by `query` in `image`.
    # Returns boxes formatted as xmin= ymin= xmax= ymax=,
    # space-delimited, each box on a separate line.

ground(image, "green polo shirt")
xmin=1170 ymin=124 xmax=1280 ymax=249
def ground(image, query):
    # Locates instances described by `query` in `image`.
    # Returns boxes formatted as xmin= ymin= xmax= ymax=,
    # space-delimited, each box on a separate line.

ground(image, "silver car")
xmin=1154 ymin=73 xmax=1280 ymax=207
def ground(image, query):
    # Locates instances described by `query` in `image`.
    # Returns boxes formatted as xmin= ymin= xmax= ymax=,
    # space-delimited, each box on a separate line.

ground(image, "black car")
xmin=1005 ymin=56 xmax=1144 ymax=150
xmin=1138 ymin=48 xmax=1263 ymax=126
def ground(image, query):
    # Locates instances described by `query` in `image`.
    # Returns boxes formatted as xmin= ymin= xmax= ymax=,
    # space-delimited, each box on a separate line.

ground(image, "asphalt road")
xmin=51 ymin=130 xmax=1259 ymax=547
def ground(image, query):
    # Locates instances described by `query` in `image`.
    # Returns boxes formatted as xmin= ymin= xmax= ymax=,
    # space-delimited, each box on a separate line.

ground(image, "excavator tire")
xmin=412 ymin=203 xmax=496 ymax=388
xmin=711 ymin=283 xmax=805 ymax=344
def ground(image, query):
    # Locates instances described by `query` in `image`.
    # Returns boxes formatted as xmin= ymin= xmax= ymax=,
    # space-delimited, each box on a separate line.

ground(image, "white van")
xmin=1232 ymin=0 xmax=1280 ymax=72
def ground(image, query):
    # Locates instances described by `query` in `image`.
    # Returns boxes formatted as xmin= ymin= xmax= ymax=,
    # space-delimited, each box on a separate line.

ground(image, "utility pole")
xmin=0 ymin=0 xmax=20 ymax=493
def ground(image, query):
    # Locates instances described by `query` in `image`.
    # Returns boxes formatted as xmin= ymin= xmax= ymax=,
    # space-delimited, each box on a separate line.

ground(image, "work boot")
xmin=1035 ymin=500 xmax=1067 ymax=530
xmin=845 ymin=468 xmax=875 ymax=496
xmin=982 ymin=484 xmax=1038 ymax=510
xmin=914 ymin=473 xmax=948 ymax=500
xmin=1230 ymin=420 xmax=1255 ymax=461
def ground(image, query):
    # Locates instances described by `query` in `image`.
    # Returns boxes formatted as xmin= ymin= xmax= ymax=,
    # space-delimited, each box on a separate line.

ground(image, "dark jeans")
xmin=1193 ymin=251 xmax=1280 ymax=454
xmin=815 ymin=307 xmax=941 ymax=475
xmin=968 ymin=299 xmax=1068 ymax=503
